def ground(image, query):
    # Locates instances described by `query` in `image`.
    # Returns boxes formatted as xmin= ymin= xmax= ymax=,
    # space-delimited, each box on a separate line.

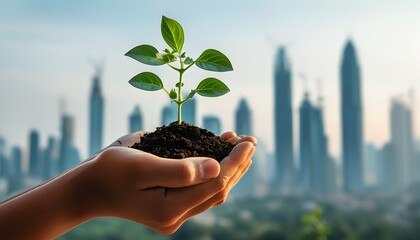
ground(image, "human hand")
xmin=81 ymin=131 xmax=256 ymax=234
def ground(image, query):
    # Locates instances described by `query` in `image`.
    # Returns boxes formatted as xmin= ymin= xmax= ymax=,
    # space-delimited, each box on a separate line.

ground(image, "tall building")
xmin=9 ymin=146 xmax=24 ymax=193
xmin=252 ymin=140 xmax=271 ymax=196
xmin=89 ymin=71 xmax=104 ymax=156
xmin=43 ymin=137 xmax=57 ymax=180
xmin=378 ymin=143 xmax=397 ymax=192
xmin=182 ymin=97 xmax=196 ymax=125
xmin=59 ymin=114 xmax=81 ymax=172
xmin=235 ymin=98 xmax=252 ymax=135
xmin=0 ymin=137 xmax=6 ymax=177
xmin=298 ymin=93 xmax=335 ymax=194
xmin=364 ymin=143 xmax=381 ymax=187
xmin=340 ymin=40 xmax=364 ymax=193
xmin=161 ymin=103 xmax=177 ymax=126
xmin=390 ymin=98 xmax=415 ymax=188
xmin=233 ymin=98 xmax=254 ymax=197
xmin=274 ymin=47 xmax=294 ymax=191
xmin=298 ymin=93 xmax=312 ymax=192
xmin=129 ymin=105 xmax=143 ymax=133
xmin=203 ymin=115 xmax=222 ymax=135
xmin=28 ymin=130 xmax=41 ymax=178
xmin=10 ymin=146 xmax=22 ymax=176
xmin=325 ymin=155 xmax=338 ymax=194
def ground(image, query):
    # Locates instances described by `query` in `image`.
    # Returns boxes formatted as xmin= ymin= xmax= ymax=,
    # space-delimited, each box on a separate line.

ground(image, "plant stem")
xmin=177 ymin=57 xmax=185 ymax=124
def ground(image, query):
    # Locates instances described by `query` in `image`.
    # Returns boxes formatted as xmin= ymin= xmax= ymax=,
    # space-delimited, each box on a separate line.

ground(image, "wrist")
xmin=66 ymin=160 xmax=101 ymax=222
xmin=0 ymin=159 xmax=100 ymax=239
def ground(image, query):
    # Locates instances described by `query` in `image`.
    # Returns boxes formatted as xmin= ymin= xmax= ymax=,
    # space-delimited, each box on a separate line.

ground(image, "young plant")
xmin=125 ymin=16 xmax=233 ymax=124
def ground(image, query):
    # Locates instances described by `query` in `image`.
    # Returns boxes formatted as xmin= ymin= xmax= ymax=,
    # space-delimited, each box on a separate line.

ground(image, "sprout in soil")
xmin=125 ymin=15 xmax=233 ymax=124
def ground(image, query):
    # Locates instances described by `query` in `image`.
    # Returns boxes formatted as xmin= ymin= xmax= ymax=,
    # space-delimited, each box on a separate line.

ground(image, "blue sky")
xmin=1 ymin=0 xmax=420 ymax=161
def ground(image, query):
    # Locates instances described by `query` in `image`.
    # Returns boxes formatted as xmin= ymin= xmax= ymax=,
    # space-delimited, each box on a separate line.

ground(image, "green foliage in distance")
xmin=299 ymin=207 xmax=330 ymax=240
xmin=125 ymin=16 xmax=233 ymax=124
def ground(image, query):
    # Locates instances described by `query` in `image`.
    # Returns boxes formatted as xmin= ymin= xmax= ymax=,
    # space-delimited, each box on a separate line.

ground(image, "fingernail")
xmin=200 ymin=159 xmax=219 ymax=180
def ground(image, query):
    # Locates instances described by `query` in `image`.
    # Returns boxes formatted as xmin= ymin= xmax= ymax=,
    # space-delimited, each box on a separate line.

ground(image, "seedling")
xmin=125 ymin=16 xmax=233 ymax=124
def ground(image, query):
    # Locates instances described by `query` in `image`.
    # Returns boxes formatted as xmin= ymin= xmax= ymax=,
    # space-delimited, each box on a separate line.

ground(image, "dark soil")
xmin=131 ymin=122 xmax=235 ymax=162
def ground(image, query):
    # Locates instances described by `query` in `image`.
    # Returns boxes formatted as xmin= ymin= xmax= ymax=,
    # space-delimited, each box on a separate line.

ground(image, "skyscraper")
xmin=390 ymin=98 xmax=415 ymax=188
xmin=274 ymin=47 xmax=294 ymax=191
xmin=203 ymin=115 xmax=222 ymax=135
xmin=0 ymin=137 xmax=6 ymax=177
xmin=298 ymin=93 xmax=312 ymax=192
xmin=235 ymin=98 xmax=252 ymax=135
xmin=89 ymin=71 xmax=104 ymax=156
xmin=161 ymin=103 xmax=177 ymax=126
xmin=379 ymin=143 xmax=397 ymax=192
xmin=10 ymin=146 xmax=22 ymax=176
xmin=9 ymin=146 xmax=23 ymax=193
xmin=364 ymin=143 xmax=381 ymax=187
xmin=298 ymin=93 xmax=335 ymax=194
xmin=59 ymin=114 xmax=80 ymax=172
xmin=340 ymin=40 xmax=364 ymax=193
xmin=28 ymin=130 xmax=41 ymax=178
xmin=43 ymin=137 xmax=57 ymax=180
xmin=233 ymin=98 xmax=254 ymax=196
xmin=129 ymin=105 xmax=143 ymax=133
xmin=182 ymin=97 xmax=196 ymax=125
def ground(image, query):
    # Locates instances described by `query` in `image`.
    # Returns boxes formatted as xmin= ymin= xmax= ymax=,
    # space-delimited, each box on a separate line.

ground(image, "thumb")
xmin=141 ymin=157 xmax=220 ymax=188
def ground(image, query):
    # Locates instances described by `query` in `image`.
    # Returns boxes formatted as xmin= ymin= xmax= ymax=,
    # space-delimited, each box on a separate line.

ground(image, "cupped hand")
xmin=84 ymin=131 xmax=256 ymax=234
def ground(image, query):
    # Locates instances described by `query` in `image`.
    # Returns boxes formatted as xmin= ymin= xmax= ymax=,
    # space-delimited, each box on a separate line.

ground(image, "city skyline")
xmin=2 ymin=1 xmax=420 ymax=159
xmin=1 ymin=39 xmax=420 ymax=195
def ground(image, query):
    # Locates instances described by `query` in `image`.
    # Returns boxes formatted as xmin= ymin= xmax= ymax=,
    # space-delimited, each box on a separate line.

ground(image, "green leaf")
xmin=125 ymin=45 xmax=165 ymax=66
xmin=129 ymin=72 xmax=164 ymax=91
xmin=196 ymin=49 xmax=233 ymax=72
xmin=194 ymin=78 xmax=230 ymax=97
xmin=161 ymin=16 xmax=184 ymax=53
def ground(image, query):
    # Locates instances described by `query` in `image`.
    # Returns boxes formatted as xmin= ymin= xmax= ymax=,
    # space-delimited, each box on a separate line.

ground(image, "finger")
xmin=213 ymin=149 xmax=254 ymax=205
xmin=201 ymin=147 xmax=254 ymax=210
xmin=236 ymin=136 xmax=258 ymax=146
xmin=138 ymin=155 xmax=221 ymax=188
xmin=227 ymin=136 xmax=241 ymax=144
xmin=165 ymin=156 xmax=254 ymax=229
xmin=220 ymin=131 xmax=236 ymax=141
xmin=165 ymin=142 xmax=255 ymax=210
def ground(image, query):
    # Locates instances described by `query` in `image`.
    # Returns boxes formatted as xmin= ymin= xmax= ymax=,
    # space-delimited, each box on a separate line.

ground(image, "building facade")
xmin=340 ymin=40 xmax=364 ymax=193
xmin=89 ymin=72 xmax=104 ymax=156
xmin=274 ymin=47 xmax=294 ymax=191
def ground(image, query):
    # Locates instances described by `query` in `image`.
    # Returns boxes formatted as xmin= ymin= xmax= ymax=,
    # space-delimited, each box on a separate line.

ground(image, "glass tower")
xmin=28 ymin=129 xmax=41 ymax=178
xmin=233 ymin=98 xmax=254 ymax=196
xmin=203 ymin=115 xmax=222 ymax=135
xmin=89 ymin=72 xmax=104 ymax=156
xmin=340 ymin=40 xmax=364 ymax=193
xmin=129 ymin=105 xmax=143 ymax=133
xmin=274 ymin=47 xmax=294 ymax=191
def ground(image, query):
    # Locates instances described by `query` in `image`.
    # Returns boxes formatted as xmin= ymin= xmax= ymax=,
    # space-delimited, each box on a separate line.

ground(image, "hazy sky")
xmin=1 ymin=0 xmax=420 ymax=160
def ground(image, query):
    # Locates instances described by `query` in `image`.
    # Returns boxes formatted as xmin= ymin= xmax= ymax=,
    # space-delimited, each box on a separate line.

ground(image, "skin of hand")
xmin=0 ymin=131 xmax=256 ymax=239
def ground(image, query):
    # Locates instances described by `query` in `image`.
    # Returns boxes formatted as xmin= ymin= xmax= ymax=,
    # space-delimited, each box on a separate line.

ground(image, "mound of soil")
xmin=131 ymin=122 xmax=235 ymax=162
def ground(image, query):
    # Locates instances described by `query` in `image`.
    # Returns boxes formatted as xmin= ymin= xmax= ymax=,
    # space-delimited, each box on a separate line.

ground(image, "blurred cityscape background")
xmin=1 ymin=1 xmax=420 ymax=239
